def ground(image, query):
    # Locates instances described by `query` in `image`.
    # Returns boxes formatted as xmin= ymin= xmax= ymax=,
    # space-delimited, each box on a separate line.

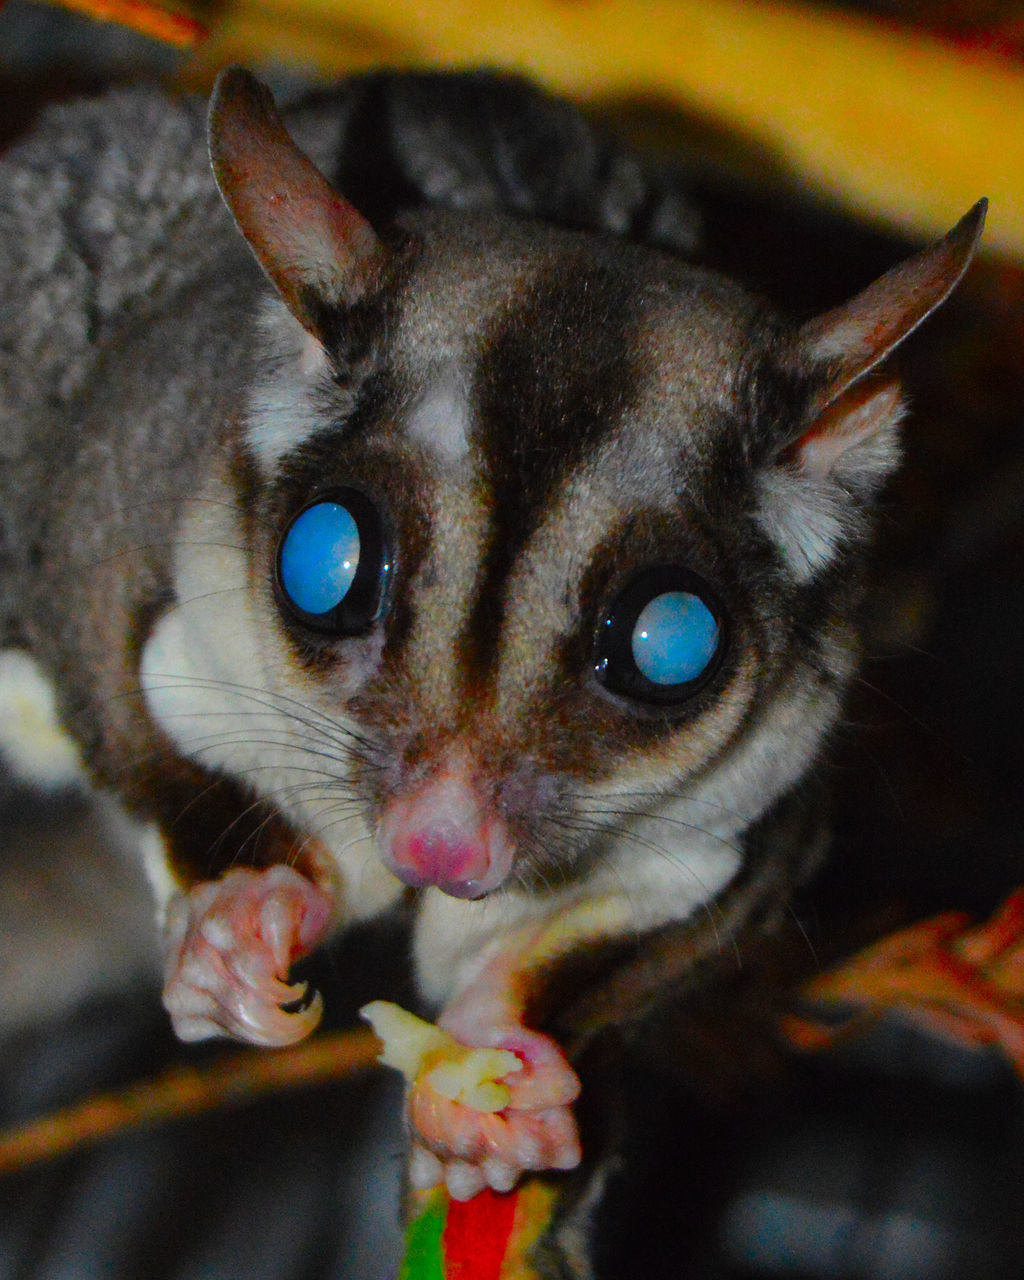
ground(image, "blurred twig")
xmin=784 ymin=889 xmax=1024 ymax=1077
xmin=35 ymin=0 xmax=207 ymax=47
xmin=0 ymin=1025 xmax=381 ymax=1176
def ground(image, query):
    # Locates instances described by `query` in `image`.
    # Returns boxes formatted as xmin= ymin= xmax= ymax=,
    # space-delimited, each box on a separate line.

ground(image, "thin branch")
xmin=0 ymin=1025 xmax=381 ymax=1177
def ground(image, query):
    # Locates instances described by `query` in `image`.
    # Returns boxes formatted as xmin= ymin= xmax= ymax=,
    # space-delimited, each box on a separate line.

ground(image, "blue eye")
xmin=280 ymin=503 xmax=359 ymax=615
xmin=596 ymin=566 xmax=724 ymax=706
xmin=276 ymin=489 xmax=389 ymax=634
xmin=631 ymin=591 xmax=719 ymax=686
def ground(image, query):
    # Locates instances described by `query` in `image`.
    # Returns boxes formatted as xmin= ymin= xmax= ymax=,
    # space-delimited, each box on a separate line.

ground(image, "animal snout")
xmin=377 ymin=762 xmax=514 ymax=899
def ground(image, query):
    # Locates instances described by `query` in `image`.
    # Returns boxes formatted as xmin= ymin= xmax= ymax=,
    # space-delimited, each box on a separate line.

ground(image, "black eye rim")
xmin=593 ymin=564 xmax=727 ymax=707
xmin=274 ymin=486 xmax=392 ymax=636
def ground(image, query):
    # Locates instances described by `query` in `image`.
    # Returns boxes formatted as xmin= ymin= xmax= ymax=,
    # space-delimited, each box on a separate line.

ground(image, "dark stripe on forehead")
xmin=460 ymin=255 xmax=647 ymax=678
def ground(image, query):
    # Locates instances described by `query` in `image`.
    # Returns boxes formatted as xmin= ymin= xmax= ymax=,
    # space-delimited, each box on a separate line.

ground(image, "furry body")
xmin=0 ymin=69 xmax=981 ymax=1216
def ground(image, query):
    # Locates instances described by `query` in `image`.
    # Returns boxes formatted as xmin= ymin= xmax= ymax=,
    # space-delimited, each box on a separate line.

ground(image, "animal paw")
xmin=408 ymin=1024 xmax=581 ymax=1199
xmin=162 ymin=865 xmax=332 ymax=1046
xmin=361 ymin=1002 xmax=581 ymax=1200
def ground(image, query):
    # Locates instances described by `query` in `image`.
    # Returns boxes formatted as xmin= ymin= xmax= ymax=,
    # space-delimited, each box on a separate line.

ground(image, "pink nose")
xmin=394 ymin=824 xmax=491 ymax=896
xmin=378 ymin=767 xmax=513 ymax=899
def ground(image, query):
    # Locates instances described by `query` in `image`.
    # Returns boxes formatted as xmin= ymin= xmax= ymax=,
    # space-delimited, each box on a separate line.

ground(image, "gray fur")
xmin=0 ymin=88 xmax=240 ymax=653
xmin=0 ymin=72 xmax=982 ymax=1271
xmin=0 ymin=62 xmax=983 ymax=1110
xmin=0 ymin=69 xmax=981 ymax=927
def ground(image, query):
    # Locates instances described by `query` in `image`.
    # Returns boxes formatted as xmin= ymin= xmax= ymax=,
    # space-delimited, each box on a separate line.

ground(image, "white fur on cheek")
xmin=140 ymin=478 xmax=403 ymax=921
xmin=140 ymin=568 xmax=278 ymax=781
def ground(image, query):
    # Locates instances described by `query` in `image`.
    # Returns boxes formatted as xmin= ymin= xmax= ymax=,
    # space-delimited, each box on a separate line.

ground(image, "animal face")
xmin=141 ymin=69 xmax=982 ymax=915
xmin=217 ymin=213 xmax=852 ymax=901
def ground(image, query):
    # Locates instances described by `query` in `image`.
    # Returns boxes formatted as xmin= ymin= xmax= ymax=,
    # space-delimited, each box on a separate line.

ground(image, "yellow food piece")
xmin=359 ymin=1001 xmax=449 ymax=1077
xmin=360 ymin=1000 xmax=521 ymax=1113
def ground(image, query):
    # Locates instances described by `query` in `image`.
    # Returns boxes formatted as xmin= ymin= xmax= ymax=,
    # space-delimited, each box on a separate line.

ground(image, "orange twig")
xmin=784 ymin=889 xmax=1024 ymax=1080
xmin=38 ymin=0 xmax=207 ymax=48
xmin=0 ymin=1025 xmax=380 ymax=1177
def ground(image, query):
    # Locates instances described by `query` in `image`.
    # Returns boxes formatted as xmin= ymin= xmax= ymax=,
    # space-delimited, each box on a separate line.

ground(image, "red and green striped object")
xmin=400 ymin=1181 xmax=559 ymax=1280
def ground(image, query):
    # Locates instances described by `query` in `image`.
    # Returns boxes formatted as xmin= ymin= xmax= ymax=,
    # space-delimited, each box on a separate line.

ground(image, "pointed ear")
xmin=797 ymin=200 xmax=986 ymax=401
xmin=207 ymin=67 xmax=386 ymax=337
xmin=787 ymin=199 xmax=986 ymax=477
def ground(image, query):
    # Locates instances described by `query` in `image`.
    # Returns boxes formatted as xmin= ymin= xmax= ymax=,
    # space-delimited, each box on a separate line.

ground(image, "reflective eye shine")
xmin=279 ymin=502 xmax=360 ymax=616
xmin=275 ymin=488 xmax=390 ymax=636
xmin=595 ymin=565 xmax=725 ymax=706
xmin=631 ymin=591 xmax=720 ymax=686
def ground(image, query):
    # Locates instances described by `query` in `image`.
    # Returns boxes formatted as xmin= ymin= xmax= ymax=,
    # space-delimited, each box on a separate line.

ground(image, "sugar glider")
xmin=0 ymin=66 xmax=984 ymax=1202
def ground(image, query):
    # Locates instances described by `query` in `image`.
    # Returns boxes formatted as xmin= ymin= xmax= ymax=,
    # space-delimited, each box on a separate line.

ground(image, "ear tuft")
xmin=207 ymin=66 xmax=386 ymax=337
